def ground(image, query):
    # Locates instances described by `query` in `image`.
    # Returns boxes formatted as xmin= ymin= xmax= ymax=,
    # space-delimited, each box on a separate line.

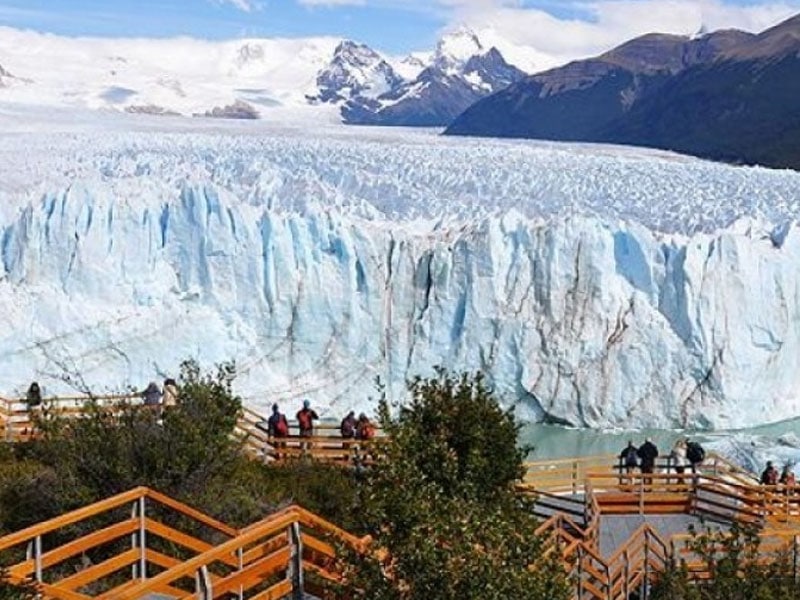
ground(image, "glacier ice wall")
xmin=1 ymin=123 xmax=800 ymax=428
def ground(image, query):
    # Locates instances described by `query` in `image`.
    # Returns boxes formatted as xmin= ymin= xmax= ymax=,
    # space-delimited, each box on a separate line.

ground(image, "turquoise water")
xmin=520 ymin=416 xmax=800 ymax=460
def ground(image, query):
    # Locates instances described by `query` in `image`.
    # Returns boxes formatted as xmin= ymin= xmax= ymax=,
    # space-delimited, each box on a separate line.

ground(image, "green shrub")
xmin=333 ymin=370 xmax=568 ymax=600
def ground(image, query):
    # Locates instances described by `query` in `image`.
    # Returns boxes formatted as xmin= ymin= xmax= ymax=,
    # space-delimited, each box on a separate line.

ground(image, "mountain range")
xmin=446 ymin=14 xmax=800 ymax=170
xmin=0 ymin=26 xmax=536 ymax=127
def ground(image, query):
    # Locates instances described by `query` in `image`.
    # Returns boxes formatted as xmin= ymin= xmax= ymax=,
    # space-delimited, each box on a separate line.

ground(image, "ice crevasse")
xmin=1 ymin=179 xmax=799 ymax=430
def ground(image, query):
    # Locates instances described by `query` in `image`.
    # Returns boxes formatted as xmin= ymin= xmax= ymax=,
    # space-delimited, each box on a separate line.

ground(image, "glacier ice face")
xmin=1 ymin=115 xmax=800 ymax=428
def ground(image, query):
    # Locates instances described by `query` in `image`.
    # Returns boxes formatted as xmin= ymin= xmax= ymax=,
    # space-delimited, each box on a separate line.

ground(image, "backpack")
xmin=275 ymin=415 xmax=289 ymax=437
xmin=297 ymin=410 xmax=313 ymax=431
xmin=622 ymin=447 xmax=638 ymax=467
xmin=687 ymin=442 xmax=705 ymax=464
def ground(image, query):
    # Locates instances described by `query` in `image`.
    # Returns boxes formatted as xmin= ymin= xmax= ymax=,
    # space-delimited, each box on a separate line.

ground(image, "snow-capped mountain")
xmin=0 ymin=26 xmax=531 ymax=127
xmin=341 ymin=28 xmax=528 ymax=126
xmin=309 ymin=41 xmax=403 ymax=104
xmin=0 ymin=27 xmax=343 ymax=121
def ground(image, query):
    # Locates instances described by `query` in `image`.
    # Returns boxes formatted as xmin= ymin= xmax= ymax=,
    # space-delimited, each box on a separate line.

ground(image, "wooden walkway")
xmin=3 ymin=394 xmax=800 ymax=599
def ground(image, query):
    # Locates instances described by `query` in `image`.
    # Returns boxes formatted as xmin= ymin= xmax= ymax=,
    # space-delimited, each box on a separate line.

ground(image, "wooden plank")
xmin=240 ymin=533 xmax=288 ymax=564
xmin=249 ymin=578 xmax=293 ymax=600
xmin=115 ymin=510 xmax=299 ymax=599
xmin=144 ymin=518 xmax=241 ymax=566
xmin=144 ymin=489 xmax=237 ymax=537
xmin=10 ymin=518 xmax=139 ymax=579
xmin=301 ymin=533 xmax=335 ymax=559
xmin=56 ymin=548 xmax=139 ymax=591
xmin=0 ymin=488 xmax=147 ymax=552
xmin=38 ymin=582 xmax=93 ymax=600
xmin=210 ymin=546 xmax=291 ymax=597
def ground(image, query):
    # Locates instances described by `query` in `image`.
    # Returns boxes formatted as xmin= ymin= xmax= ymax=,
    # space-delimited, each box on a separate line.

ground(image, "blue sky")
xmin=0 ymin=0 xmax=798 ymax=56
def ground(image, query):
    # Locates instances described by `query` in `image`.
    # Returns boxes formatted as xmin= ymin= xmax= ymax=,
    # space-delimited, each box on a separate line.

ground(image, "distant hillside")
xmin=445 ymin=15 xmax=800 ymax=170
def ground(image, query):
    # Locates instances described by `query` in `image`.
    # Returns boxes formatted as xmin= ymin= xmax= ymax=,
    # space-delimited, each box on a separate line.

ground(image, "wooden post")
xmin=794 ymin=536 xmax=799 ymax=584
xmin=237 ymin=547 xmax=244 ymax=600
xmin=623 ymin=547 xmax=630 ymax=599
xmin=138 ymin=495 xmax=146 ymax=580
xmin=288 ymin=521 xmax=304 ymax=600
xmin=195 ymin=565 xmax=212 ymax=600
xmin=639 ymin=476 xmax=645 ymax=515
xmin=130 ymin=501 xmax=139 ymax=580
xmin=576 ymin=546 xmax=584 ymax=600
xmin=34 ymin=535 xmax=42 ymax=583
xmin=572 ymin=461 xmax=578 ymax=496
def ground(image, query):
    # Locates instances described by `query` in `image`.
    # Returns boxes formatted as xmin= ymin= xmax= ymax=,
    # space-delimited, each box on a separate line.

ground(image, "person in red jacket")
xmin=296 ymin=399 xmax=319 ymax=438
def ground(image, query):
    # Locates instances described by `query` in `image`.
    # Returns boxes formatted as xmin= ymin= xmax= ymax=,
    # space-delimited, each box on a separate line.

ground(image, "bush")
xmin=333 ymin=370 xmax=568 ymax=600
xmin=651 ymin=523 xmax=800 ymax=600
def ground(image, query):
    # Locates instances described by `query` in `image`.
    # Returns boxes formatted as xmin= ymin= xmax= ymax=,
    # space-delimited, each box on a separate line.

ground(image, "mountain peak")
xmin=435 ymin=27 xmax=485 ymax=69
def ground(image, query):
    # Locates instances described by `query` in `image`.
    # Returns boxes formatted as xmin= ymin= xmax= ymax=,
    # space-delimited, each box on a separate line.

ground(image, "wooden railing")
xmin=0 ymin=486 xmax=367 ymax=600
xmin=0 ymin=394 xmax=382 ymax=467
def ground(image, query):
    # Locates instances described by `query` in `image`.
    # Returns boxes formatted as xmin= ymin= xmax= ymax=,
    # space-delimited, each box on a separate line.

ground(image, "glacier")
xmin=2 ymin=108 xmax=800 ymax=429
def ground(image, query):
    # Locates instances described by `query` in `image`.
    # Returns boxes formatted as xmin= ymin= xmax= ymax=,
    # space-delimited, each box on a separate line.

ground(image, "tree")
xmin=333 ymin=370 xmax=568 ymax=600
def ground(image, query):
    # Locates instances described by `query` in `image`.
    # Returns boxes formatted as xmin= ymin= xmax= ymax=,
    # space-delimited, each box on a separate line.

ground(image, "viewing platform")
xmin=1 ymin=393 xmax=799 ymax=599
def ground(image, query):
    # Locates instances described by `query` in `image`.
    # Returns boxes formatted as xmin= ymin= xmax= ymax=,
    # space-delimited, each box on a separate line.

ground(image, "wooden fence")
xmin=0 ymin=487 xmax=367 ymax=600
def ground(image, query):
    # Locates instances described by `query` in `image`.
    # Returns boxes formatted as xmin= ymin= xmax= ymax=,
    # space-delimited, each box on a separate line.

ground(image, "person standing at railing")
xmin=356 ymin=413 xmax=376 ymax=441
xmin=760 ymin=461 xmax=779 ymax=486
xmin=619 ymin=441 xmax=639 ymax=486
xmin=142 ymin=381 xmax=162 ymax=410
xmin=25 ymin=382 xmax=42 ymax=410
xmin=670 ymin=438 xmax=689 ymax=481
xmin=685 ymin=438 xmax=705 ymax=474
xmin=267 ymin=403 xmax=289 ymax=460
xmin=297 ymin=399 xmax=319 ymax=452
xmin=340 ymin=411 xmax=357 ymax=439
xmin=637 ymin=438 xmax=659 ymax=489
xmin=162 ymin=378 xmax=179 ymax=411
xmin=780 ymin=464 xmax=796 ymax=493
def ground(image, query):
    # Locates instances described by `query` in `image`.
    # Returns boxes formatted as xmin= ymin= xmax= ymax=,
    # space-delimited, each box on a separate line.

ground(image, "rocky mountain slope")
xmin=445 ymin=14 xmax=800 ymax=169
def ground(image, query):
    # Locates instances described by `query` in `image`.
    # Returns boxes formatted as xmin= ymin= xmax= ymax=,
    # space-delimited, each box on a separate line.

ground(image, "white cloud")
xmin=440 ymin=0 xmax=800 ymax=70
xmin=213 ymin=0 xmax=259 ymax=12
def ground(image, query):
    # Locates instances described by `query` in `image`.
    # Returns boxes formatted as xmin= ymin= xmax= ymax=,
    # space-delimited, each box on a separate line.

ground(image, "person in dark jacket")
xmin=25 ymin=382 xmax=42 ymax=409
xmin=267 ymin=404 xmax=289 ymax=438
xmin=619 ymin=441 xmax=639 ymax=486
xmin=142 ymin=382 xmax=162 ymax=409
xmin=637 ymin=438 xmax=659 ymax=489
xmin=340 ymin=411 xmax=356 ymax=439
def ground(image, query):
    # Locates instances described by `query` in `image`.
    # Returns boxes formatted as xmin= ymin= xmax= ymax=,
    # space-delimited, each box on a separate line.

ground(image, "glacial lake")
xmin=519 ymin=417 xmax=800 ymax=461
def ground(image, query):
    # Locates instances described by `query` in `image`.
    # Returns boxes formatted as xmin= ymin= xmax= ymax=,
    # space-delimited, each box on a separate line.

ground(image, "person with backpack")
xmin=162 ymin=378 xmax=179 ymax=411
xmin=685 ymin=439 xmax=706 ymax=474
xmin=340 ymin=411 xmax=357 ymax=439
xmin=619 ymin=441 xmax=639 ymax=486
xmin=296 ymin=399 xmax=319 ymax=438
xmin=262 ymin=403 xmax=289 ymax=459
xmin=268 ymin=403 xmax=290 ymax=438
xmin=356 ymin=413 xmax=376 ymax=441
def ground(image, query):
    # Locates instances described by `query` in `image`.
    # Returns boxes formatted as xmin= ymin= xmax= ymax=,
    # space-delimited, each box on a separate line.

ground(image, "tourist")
xmin=780 ymin=465 xmax=796 ymax=491
xmin=637 ymin=438 xmax=659 ymax=488
xmin=25 ymin=381 xmax=42 ymax=409
xmin=356 ymin=413 xmax=376 ymax=441
xmin=760 ymin=461 xmax=779 ymax=486
xmin=162 ymin=378 xmax=179 ymax=410
xmin=619 ymin=441 xmax=639 ymax=477
xmin=267 ymin=403 xmax=289 ymax=438
xmin=340 ymin=411 xmax=357 ymax=439
xmin=670 ymin=438 xmax=689 ymax=477
xmin=142 ymin=381 xmax=162 ymax=410
xmin=686 ymin=438 xmax=706 ymax=473
xmin=296 ymin=399 xmax=319 ymax=438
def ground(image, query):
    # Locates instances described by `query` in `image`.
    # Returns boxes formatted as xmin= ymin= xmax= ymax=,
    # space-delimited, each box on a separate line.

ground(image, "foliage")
xmin=333 ymin=369 xmax=568 ymax=600
xmin=651 ymin=523 xmax=800 ymax=600
xmin=0 ymin=360 xmax=362 ymax=535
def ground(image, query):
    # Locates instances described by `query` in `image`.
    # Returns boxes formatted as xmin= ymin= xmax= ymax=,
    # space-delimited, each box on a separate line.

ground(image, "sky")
xmin=0 ymin=0 xmax=799 ymax=59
